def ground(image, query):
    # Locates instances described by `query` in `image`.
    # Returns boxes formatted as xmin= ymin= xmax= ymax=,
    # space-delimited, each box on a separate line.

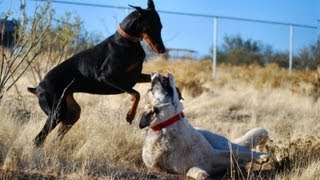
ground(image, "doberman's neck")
xmin=117 ymin=11 xmax=143 ymax=42
xmin=117 ymin=25 xmax=142 ymax=42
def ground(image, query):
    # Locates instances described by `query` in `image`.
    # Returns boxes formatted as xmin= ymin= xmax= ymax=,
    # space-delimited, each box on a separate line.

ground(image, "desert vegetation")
xmin=1 ymin=59 xmax=320 ymax=179
xmin=1 ymin=1 xmax=320 ymax=179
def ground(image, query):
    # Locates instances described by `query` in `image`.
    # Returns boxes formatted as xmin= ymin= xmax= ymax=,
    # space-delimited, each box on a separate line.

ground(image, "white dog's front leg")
xmin=187 ymin=167 xmax=209 ymax=180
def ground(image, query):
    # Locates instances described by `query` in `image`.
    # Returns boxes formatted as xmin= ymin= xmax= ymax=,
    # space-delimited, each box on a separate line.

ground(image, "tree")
xmin=308 ymin=37 xmax=320 ymax=70
xmin=0 ymin=2 xmax=51 ymax=101
xmin=218 ymin=35 xmax=265 ymax=65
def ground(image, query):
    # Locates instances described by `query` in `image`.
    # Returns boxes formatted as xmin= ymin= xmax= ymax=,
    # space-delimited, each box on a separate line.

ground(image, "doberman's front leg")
xmin=137 ymin=73 xmax=151 ymax=83
xmin=126 ymin=89 xmax=140 ymax=124
xmin=125 ymin=74 xmax=150 ymax=123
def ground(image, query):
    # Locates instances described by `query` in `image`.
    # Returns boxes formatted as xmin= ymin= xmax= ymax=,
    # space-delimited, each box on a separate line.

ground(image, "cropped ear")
xmin=129 ymin=5 xmax=144 ymax=15
xmin=147 ymin=0 xmax=155 ymax=10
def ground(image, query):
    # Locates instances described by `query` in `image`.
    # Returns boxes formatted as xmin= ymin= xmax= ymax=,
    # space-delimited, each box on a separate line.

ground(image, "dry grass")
xmin=1 ymin=58 xmax=320 ymax=179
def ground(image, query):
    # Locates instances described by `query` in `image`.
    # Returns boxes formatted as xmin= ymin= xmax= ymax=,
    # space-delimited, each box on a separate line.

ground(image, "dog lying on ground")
xmin=27 ymin=0 xmax=165 ymax=147
xmin=139 ymin=73 xmax=269 ymax=179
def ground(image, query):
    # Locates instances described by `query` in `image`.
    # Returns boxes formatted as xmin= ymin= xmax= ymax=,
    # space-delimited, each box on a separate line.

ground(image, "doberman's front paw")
xmin=126 ymin=111 xmax=136 ymax=124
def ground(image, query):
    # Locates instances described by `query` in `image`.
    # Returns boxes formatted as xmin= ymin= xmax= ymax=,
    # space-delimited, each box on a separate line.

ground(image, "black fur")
xmin=28 ymin=0 xmax=165 ymax=147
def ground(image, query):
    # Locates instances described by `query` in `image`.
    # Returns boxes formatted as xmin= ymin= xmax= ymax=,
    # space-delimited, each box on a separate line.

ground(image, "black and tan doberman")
xmin=27 ymin=0 xmax=165 ymax=147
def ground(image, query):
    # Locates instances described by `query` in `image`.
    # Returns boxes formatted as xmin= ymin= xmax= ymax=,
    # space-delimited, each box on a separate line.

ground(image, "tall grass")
xmin=1 ymin=58 xmax=320 ymax=178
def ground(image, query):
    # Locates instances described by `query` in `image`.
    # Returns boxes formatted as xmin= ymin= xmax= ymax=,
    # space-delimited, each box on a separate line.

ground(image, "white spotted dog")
xmin=139 ymin=73 xmax=269 ymax=179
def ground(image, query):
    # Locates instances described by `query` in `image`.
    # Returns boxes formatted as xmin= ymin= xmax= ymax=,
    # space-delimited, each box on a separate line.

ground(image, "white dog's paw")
xmin=197 ymin=172 xmax=210 ymax=180
xmin=257 ymin=154 xmax=269 ymax=164
xmin=187 ymin=167 xmax=210 ymax=180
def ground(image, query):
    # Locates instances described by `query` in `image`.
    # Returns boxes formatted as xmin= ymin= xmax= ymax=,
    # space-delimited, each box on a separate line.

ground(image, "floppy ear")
xmin=139 ymin=110 xmax=155 ymax=129
xmin=129 ymin=5 xmax=144 ymax=15
xmin=167 ymin=73 xmax=183 ymax=100
xmin=147 ymin=0 xmax=155 ymax=10
xmin=139 ymin=106 xmax=159 ymax=129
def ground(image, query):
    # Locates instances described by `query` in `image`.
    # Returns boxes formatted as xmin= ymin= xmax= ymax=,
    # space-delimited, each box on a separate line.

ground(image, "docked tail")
xmin=27 ymin=87 xmax=37 ymax=96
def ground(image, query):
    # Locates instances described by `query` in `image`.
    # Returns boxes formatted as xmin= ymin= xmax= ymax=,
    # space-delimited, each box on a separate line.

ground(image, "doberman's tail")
xmin=27 ymin=87 xmax=37 ymax=96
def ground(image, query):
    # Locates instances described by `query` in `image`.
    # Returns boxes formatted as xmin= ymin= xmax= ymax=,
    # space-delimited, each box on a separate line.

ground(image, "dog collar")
xmin=151 ymin=112 xmax=184 ymax=131
xmin=117 ymin=25 xmax=142 ymax=42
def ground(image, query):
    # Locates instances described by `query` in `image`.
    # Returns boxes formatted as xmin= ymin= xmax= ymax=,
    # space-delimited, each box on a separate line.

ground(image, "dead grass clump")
xmin=144 ymin=59 xmax=212 ymax=97
xmin=2 ymin=59 xmax=320 ymax=178
xmin=0 ymin=97 xmax=31 ymax=124
xmin=267 ymin=135 xmax=320 ymax=175
xmin=302 ymin=68 xmax=320 ymax=101
xmin=0 ymin=92 xmax=146 ymax=178
xmin=221 ymin=63 xmax=295 ymax=89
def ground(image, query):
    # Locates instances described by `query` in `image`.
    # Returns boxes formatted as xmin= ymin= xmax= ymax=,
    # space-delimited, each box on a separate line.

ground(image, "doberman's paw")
xmin=126 ymin=111 xmax=136 ymax=124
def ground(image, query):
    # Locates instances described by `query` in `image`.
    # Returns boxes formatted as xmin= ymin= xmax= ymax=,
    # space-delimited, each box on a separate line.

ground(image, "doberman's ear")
xmin=129 ymin=5 xmax=144 ymax=15
xmin=147 ymin=0 xmax=155 ymax=10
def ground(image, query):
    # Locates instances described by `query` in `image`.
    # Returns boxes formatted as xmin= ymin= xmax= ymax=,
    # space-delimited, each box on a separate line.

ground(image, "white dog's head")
xmin=139 ymin=73 xmax=183 ymax=129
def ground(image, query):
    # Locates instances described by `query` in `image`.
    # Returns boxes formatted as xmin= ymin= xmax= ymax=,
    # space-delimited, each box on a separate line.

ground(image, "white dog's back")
xmin=142 ymin=118 xmax=216 ymax=174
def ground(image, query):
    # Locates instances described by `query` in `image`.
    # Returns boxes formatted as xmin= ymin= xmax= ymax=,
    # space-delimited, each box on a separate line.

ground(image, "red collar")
xmin=117 ymin=25 xmax=142 ymax=42
xmin=151 ymin=112 xmax=185 ymax=131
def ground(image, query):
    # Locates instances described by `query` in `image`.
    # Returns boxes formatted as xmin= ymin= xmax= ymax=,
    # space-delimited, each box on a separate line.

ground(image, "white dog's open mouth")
xmin=160 ymin=76 xmax=169 ymax=86
xmin=151 ymin=73 xmax=170 ymax=90
xmin=150 ymin=73 xmax=183 ymax=101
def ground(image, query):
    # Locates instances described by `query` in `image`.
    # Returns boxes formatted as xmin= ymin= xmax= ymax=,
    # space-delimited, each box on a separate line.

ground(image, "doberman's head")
xmin=119 ymin=0 xmax=165 ymax=54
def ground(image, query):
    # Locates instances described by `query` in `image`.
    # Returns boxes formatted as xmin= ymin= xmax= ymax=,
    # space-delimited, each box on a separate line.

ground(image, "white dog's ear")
xmin=168 ymin=73 xmax=184 ymax=101
xmin=176 ymin=87 xmax=183 ymax=100
xmin=139 ymin=106 xmax=158 ymax=129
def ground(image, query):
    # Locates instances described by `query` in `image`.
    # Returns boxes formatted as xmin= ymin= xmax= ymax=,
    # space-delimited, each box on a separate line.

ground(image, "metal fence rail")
xmin=35 ymin=0 xmax=319 ymax=77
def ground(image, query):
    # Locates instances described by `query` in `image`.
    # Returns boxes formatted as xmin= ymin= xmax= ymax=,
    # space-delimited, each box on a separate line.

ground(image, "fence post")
xmin=317 ymin=19 xmax=320 ymax=35
xmin=20 ymin=0 xmax=26 ymax=28
xmin=289 ymin=25 xmax=293 ymax=74
xmin=212 ymin=16 xmax=218 ymax=78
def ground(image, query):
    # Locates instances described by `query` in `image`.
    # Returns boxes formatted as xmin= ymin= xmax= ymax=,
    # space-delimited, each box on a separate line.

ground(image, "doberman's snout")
xmin=157 ymin=46 xmax=165 ymax=54
xmin=155 ymin=42 xmax=166 ymax=54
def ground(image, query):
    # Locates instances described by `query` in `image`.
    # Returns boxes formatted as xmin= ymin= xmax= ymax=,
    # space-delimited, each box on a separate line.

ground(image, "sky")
xmin=1 ymin=0 xmax=319 ymax=58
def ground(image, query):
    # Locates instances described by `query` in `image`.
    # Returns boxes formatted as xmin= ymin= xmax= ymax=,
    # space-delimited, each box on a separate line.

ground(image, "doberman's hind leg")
xmin=57 ymin=93 xmax=81 ymax=141
xmin=126 ymin=89 xmax=140 ymax=124
xmin=34 ymin=115 xmax=61 ymax=147
xmin=34 ymin=92 xmax=67 ymax=147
